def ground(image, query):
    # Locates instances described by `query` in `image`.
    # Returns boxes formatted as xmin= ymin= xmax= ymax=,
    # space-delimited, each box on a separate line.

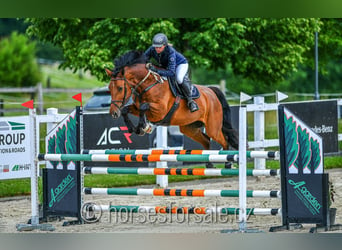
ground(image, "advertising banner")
xmin=43 ymin=169 xmax=80 ymax=218
xmin=278 ymin=106 xmax=328 ymax=227
xmin=43 ymin=108 xmax=81 ymax=219
xmin=0 ymin=116 xmax=32 ymax=180
xmin=83 ymin=113 xmax=151 ymax=167
xmin=284 ymin=100 xmax=338 ymax=153
xmin=45 ymin=109 xmax=78 ymax=170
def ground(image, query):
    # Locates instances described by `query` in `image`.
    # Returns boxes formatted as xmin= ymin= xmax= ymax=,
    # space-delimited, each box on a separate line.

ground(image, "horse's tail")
xmin=208 ymin=86 xmax=239 ymax=149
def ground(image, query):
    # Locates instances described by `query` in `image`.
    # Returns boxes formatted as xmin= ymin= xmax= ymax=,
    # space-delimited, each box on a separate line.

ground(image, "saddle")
xmin=167 ymin=77 xmax=200 ymax=99
xmin=151 ymin=77 xmax=200 ymax=126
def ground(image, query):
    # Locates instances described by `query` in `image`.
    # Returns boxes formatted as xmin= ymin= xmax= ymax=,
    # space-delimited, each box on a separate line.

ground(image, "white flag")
xmin=240 ymin=92 xmax=252 ymax=103
xmin=276 ymin=91 xmax=288 ymax=102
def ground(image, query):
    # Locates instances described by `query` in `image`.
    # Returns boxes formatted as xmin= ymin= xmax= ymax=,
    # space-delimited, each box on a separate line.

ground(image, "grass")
xmin=325 ymin=157 xmax=342 ymax=169
xmin=40 ymin=64 xmax=107 ymax=111
xmin=40 ymin=64 xmax=104 ymax=89
xmin=2 ymin=156 xmax=342 ymax=198
xmin=0 ymin=64 xmax=106 ymax=116
xmin=0 ymin=178 xmax=32 ymax=197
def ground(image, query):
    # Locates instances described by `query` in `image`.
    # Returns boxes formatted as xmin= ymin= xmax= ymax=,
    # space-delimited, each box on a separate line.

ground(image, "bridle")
xmin=109 ymin=76 xmax=128 ymax=110
xmin=109 ymin=68 xmax=163 ymax=110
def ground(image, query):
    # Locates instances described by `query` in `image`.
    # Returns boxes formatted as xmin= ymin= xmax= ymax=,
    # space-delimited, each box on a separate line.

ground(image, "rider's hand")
xmin=146 ymin=63 xmax=157 ymax=72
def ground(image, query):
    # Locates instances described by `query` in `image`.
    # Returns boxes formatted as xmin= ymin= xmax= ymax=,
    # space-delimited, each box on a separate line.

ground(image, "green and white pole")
xmin=89 ymin=204 xmax=282 ymax=216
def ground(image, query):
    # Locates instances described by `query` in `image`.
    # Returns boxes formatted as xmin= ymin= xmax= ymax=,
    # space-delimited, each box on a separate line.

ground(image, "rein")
xmin=131 ymin=70 xmax=163 ymax=102
xmin=110 ymin=68 xmax=163 ymax=109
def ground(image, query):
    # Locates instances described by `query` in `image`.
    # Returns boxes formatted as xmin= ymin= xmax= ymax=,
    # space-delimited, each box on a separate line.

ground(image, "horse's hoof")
xmin=111 ymin=111 xmax=120 ymax=119
xmin=136 ymin=128 xmax=146 ymax=136
xmin=205 ymin=163 xmax=214 ymax=169
xmin=142 ymin=123 xmax=153 ymax=134
xmin=224 ymin=162 xmax=232 ymax=169
xmin=146 ymin=126 xmax=153 ymax=134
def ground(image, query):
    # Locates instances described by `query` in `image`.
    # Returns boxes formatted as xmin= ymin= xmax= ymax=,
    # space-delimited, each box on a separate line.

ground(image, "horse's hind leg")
xmin=179 ymin=124 xmax=210 ymax=149
xmin=179 ymin=124 xmax=214 ymax=168
xmin=205 ymin=121 xmax=234 ymax=169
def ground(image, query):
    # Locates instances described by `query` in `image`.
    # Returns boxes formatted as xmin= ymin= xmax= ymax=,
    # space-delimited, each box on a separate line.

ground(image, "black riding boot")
xmin=180 ymin=77 xmax=199 ymax=112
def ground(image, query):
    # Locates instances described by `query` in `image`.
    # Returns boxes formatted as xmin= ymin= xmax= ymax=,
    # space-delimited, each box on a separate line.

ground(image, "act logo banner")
xmin=96 ymin=126 xmax=132 ymax=145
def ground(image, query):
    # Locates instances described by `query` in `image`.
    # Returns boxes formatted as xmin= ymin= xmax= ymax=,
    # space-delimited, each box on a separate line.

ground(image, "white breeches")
xmin=176 ymin=63 xmax=189 ymax=84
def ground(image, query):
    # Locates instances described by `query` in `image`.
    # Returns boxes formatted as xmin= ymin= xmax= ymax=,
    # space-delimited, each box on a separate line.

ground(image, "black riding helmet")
xmin=152 ymin=33 xmax=168 ymax=47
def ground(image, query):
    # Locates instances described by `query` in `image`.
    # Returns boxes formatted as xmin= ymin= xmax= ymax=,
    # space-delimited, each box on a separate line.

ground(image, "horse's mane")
xmin=113 ymin=50 xmax=147 ymax=76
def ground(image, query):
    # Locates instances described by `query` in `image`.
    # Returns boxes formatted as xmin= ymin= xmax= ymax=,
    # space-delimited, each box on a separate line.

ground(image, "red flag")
xmin=72 ymin=93 xmax=82 ymax=107
xmin=21 ymin=100 xmax=34 ymax=109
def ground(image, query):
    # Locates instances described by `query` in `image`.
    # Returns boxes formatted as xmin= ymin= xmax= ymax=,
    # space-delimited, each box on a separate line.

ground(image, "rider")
xmin=144 ymin=33 xmax=199 ymax=112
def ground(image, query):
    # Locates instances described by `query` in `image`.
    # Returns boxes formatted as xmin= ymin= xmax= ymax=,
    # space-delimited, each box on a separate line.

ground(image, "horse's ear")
xmin=105 ymin=68 xmax=112 ymax=76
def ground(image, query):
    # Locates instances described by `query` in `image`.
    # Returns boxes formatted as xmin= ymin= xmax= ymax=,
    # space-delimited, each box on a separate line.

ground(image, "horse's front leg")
xmin=136 ymin=103 xmax=153 ymax=136
xmin=121 ymin=105 xmax=136 ymax=133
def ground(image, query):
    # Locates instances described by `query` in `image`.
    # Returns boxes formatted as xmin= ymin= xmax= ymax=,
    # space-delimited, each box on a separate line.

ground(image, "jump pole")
xmin=37 ymin=153 xmax=239 ymax=162
xmin=83 ymin=187 xmax=281 ymax=198
xmin=81 ymin=149 xmax=280 ymax=159
xmin=239 ymin=106 xmax=248 ymax=232
xmin=89 ymin=204 xmax=281 ymax=216
xmin=82 ymin=167 xmax=280 ymax=176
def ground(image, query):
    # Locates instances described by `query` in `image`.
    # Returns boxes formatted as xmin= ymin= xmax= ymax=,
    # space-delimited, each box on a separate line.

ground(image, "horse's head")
xmin=106 ymin=68 xmax=129 ymax=119
xmin=107 ymin=50 xmax=149 ymax=119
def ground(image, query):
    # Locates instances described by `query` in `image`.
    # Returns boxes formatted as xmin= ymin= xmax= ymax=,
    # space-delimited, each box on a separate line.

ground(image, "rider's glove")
xmin=146 ymin=63 xmax=157 ymax=72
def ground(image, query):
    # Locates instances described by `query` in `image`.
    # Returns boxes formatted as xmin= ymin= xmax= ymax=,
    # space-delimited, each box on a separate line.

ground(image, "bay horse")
xmin=106 ymin=50 xmax=238 ymax=168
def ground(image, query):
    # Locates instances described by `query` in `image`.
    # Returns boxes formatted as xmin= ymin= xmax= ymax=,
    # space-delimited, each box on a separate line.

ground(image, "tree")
xmin=0 ymin=18 xmax=28 ymax=38
xmin=0 ymin=32 xmax=41 ymax=87
xmin=314 ymin=18 xmax=342 ymax=73
xmin=26 ymin=18 xmax=329 ymax=85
